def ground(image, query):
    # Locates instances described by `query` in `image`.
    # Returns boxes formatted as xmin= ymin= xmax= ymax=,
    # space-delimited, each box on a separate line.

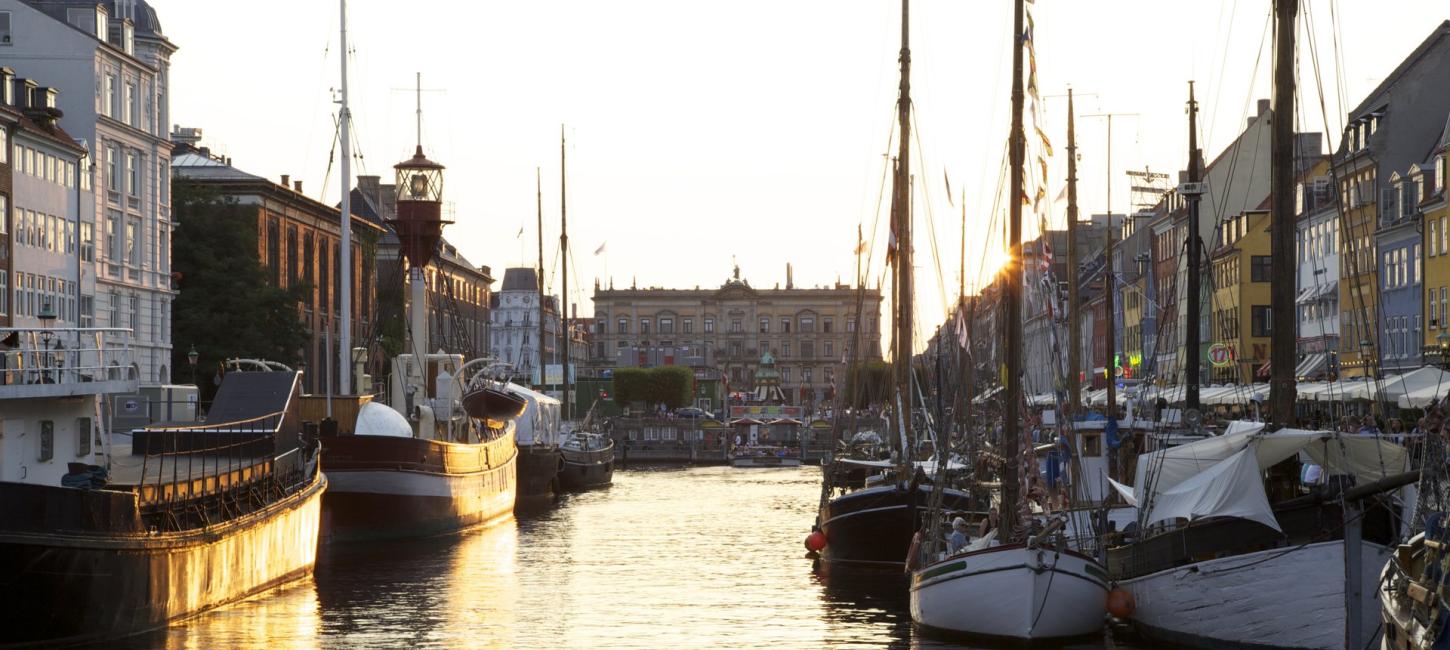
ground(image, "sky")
xmin=153 ymin=0 xmax=1449 ymax=354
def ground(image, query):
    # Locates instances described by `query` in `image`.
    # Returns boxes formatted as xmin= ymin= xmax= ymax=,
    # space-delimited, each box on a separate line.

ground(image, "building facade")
xmin=1209 ymin=208 xmax=1272 ymax=384
xmin=1295 ymin=157 xmax=1339 ymax=378
xmin=171 ymin=138 xmax=383 ymax=394
xmin=1421 ymin=116 xmax=1450 ymax=364
xmin=1338 ymin=22 xmax=1450 ymax=378
xmin=589 ymin=271 xmax=883 ymax=409
xmin=7 ymin=0 xmax=177 ymax=384
xmin=2 ymin=72 xmax=90 ymax=332
xmin=489 ymin=267 xmax=560 ymax=383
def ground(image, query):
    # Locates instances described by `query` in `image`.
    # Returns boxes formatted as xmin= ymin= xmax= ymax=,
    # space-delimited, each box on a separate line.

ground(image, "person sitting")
xmin=947 ymin=516 xmax=970 ymax=554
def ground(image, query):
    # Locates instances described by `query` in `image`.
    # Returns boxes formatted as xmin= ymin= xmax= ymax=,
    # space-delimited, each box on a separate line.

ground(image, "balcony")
xmin=0 ymin=327 xmax=139 ymax=399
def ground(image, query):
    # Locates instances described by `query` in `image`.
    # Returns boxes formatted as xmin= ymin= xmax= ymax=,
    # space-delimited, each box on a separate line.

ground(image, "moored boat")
xmin=730 ymin=446 xmax=802 ymax=467
xmin=559 ymin=429 xmax=614 ymax=490
xmin=505 ymin=383 xmax=564 ymax=507
xmin=0 ymin=328 xmax=324 ymax=645
xmin=911 ymin=541 xmax=1108 ymax=640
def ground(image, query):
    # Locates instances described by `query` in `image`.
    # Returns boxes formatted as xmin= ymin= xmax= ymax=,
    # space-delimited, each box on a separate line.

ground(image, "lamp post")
xmin=1438 ymin=331 xmax=1450 ymax=368
xmin=187 ymin=345 xmax=199 ymax=386
xmin=1359 ymin=338 xmax=1373 ymax=379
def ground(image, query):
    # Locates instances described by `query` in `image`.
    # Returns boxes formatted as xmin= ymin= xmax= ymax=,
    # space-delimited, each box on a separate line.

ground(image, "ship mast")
xmin=1269 ymin=0 xmax=1298 ymax=426
xmin=1001 ymin=0 xmax=1025 ymax=539
xmin=1186 ymin=81 xmax=1204 ymax=411
xmin=1066 ymin=89 xmax=1081 ymax=417
xmin=561 ymin=127 xmax=571 ymax=421
xmin=337 ymin=0 xmax=353 ymax=394
xmin=537 ymin=169 xmax=546 ymax=388
xmin=891 ymin=0 xmax=914 ymax=466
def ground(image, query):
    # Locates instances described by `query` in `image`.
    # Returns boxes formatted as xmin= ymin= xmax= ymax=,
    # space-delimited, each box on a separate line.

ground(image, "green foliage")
xmin=170 ymin=181 xmax=311 ymax=397
xmin=652 ymin=366 xmax=694 ymax=410
xmin=610 ymin=366 xmax=694 ymax=410
xmin=612 ymin=368 xmax=651 ymax=405
xmin=844 ymin=360 xmax=893 ymax=409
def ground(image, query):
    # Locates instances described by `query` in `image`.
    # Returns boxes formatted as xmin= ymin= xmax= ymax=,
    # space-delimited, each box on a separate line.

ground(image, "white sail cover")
xmin=1144 ymin=446 xmax=1281 ymax=532
xmin=1131 ymin=421 xmax=1266 ymax=496
xmin=503 ymin=383 xmax=559 ymax=446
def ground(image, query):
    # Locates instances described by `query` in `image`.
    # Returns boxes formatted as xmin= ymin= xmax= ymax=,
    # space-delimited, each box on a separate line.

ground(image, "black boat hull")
xmin=818 ymin=483 xmax=977 ymax=575
xmin=516 ymin=444 xmax=563 ymax=507
xmin=559 ymin=454 xmax=614 ymax=491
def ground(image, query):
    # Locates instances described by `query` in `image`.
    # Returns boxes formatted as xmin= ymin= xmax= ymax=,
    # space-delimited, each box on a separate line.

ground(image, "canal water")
xmin=137 ymin=466 xmax=1135 ymax=648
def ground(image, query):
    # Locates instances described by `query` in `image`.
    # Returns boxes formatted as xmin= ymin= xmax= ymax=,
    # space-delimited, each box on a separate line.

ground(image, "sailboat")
xmin=909 ymin=0 xmax=1109 ymax=640
xmin=812 ymin=0 xmax=975 ymax=577
xmin=1103 ymin=4 xmax=1424 ymax=648
xmin=554 ymin=127 xmax=615 ymax=491
xmin=318 ymin=70 xmax=519 ymax=541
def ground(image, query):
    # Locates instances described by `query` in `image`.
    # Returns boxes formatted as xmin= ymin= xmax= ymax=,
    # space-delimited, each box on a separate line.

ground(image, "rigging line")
xmin=320 ymin=113 xmax=342 ymax=205
xmin=910 ymin=106 xmax=954 ymax=319
xmin=1204 ymin=0 xmax=1242 ymax=151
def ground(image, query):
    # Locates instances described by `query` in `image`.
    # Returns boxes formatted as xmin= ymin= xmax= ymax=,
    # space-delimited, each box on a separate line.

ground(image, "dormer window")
xmin=1438 ymin=156 xmax=1446 ymax=194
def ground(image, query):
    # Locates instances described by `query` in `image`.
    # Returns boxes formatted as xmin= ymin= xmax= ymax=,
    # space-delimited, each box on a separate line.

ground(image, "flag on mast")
xmin=594 ymin=242 xmax=607 ymax=255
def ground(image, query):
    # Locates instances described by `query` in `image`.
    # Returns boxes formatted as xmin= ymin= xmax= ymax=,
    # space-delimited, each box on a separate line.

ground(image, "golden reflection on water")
xmin=156 ymin=467 xmax=1123 ymax=649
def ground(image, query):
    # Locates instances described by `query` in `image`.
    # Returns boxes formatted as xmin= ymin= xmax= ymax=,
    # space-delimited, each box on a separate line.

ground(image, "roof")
xmin=1347 ymin=21 xmax=1450 ymax=120
xmin=501 ymin=267 xmax=540 ymax=292
xmin=22 ymin=0 xmax=174 ymax=48
xmin=0 ymin=104 xmax=87 ymax=155
xmin=171 ymin=145 xmax=382 ymax=232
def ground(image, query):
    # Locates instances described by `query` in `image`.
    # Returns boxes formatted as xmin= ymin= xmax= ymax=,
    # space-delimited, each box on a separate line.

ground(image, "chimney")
xmin=280 ymin=174 xmax=290 ymax=188
xmin=1258 ymin=98 xmax=1271 ymax=115
xmin=294 ymin=180 xmax=303 ymax=193
xmin=786 ymin=263 xmax=794 ymax=290
xmin=357 ymin=175 xmax=381 ymax=206
xmin=0 ymin=68 xmax=12 ymax=106
xmin=170 ymin=126 xmax=203 ymax=146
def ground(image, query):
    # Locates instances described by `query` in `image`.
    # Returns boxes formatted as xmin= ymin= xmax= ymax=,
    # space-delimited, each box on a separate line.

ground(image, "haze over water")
xmin=129 ymin=467 xmax=1135 ymax=649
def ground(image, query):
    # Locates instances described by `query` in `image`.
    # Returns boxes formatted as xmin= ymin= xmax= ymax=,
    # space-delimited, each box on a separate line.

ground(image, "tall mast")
xmin=892 ymin=0 xmax=914 ymax=452
xmin=560 ymin=126 xmax=571 ymax=421
xmin=1104 ymin=116 xmax=1117 ymax=420
xmin=1002 ymin=0 xmax=1025 ymax=539
xmin=1186 ymin=81 xmax=1204 ymax=410
xmin=1066 ymin=89 xmax=1081 ymax=416
xmin=537 ymin=169 xmax=546 ymax=386
xmin=1269 ymin=0 xmax=1298 ymax=426
xmin=337 ymin=0 xmax=353 ymax=394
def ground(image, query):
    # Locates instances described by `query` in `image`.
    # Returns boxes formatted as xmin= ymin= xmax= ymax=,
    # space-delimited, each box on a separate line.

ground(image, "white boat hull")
xmin=1123 ymin=539 xmax=1389 ymax=649
xmin=911 ymin=544 xmax=1108 ymax=640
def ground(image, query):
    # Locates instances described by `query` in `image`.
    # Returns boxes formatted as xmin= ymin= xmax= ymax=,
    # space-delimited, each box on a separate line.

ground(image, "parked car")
xmin=676 ymin=407 xmax=707 ymax=419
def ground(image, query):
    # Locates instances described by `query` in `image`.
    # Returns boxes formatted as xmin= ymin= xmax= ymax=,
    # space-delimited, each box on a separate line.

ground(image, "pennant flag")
xmin=944 ymin=170 xmax=954 ymax=207
xmin=516 ymin=226 xmax=524 ymax=239
xmin=594 ymin=242 xmax=607 ymax=255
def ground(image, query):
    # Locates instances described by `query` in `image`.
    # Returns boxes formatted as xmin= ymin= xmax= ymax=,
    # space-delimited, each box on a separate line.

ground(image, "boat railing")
xmin=0 ymin=327 xmax=136 ymax=390
xmin=125 ymin=409 xmax=309 ymax=531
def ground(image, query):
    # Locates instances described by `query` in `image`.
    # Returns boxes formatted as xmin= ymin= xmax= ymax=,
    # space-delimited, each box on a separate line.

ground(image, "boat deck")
xmin=107 ymin=440 xmax=277 ymax=504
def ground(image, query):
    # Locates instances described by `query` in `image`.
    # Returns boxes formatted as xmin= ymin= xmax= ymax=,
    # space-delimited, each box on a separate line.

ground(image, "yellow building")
xmin=1209 ymin=209 xmax=1273 ymax=384
xmin=1421 ymin=139 xmax=1449 ymax=359
xmin=1122 ymin=274 xmax=1147 ymax=381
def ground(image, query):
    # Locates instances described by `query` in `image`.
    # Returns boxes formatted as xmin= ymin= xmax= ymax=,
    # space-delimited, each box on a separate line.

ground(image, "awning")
xmin=1295 ymin=353 xmax=1329 ymax=380
xmin=1255 ymin=359 xmax=1271 ymax=380
xmin=731 ymin=418 xmax=764 ymax=426
xmin=1295 ymin=282 xmax=1338 ymax=304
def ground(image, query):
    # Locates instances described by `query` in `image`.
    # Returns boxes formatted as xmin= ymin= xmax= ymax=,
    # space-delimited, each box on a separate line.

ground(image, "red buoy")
xmin=1107 ymin=587 xmax=1135 ymax=618
xmin=804 ymin=531 xmax=828 ymax=552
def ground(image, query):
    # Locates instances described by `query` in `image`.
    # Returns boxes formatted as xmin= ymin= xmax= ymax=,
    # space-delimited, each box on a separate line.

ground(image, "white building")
xmin=2 ymin=69 xmax=92 ymax=330
xmin=4 ymin=0 xmax=177 ymax=384
xmin=489 ymin=267 xmax=560 ymax=383
xmin=1295 ymin=159 xmax=1339 ymax=379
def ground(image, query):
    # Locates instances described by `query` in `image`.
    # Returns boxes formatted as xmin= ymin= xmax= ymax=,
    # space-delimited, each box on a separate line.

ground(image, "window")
xmin=126 ymin=151 xmax=138 ymax=197
xmin=781 ymin=318 xmax=791 ymax=333
xmin=79 ymin=295 xmax=92 ymax=328
xmin=0 ymin=270 xmax=6 ymax=316
xmin=802 ymin=341 xmax=814 ymax=358
xmin=76 ymin=417 xmax=92 ymax=457
xmin=823 ymin=318 xmax=833 ymax=333
xmin=640 ymin=318 xmax=651 ymax=335
xmin=782 ymin=342 xmax=790 ymax=357
xmin=105 ymin=144 xmax=119 ymax=196
xmin=1251 ymin=305 xmax=1272 ymax=337
xmin=105 ymin=209 xmax=120 ymax=275
xmin=759 ymin=317 xmax=769 ymax=333
xmin=1415 ymin=244 xmax=1423 ymax=285
xmin=1433 ymin=220 xmax=1441 ymax=257
xmin=125 ymin=218 xmax=139 ymax=269
xmin=660 ymin=317 xmax=674 ymax=334
xmin=781 ymin=367 xmax=791 ymax=382
xmin=129 ymin=295 xmax=140 ymax=333
xmin=38 ymin=421 xmax=53 ymax=462
xmin=825 ymin=341 xmax=834 ymax=358
xmin=683 ymin=318 xmax=693 ymax=334
xmin=158 ymin=161 xmax=168 ymax=203
xmin=704 ymin=318 xmax=714 ymax=333
xmin=123 ymin=81 xmax=135 ymax=126
xmin=847 ymin=318 xmax=856 ymax=333
xmin=80 ymin=222 xmax=94 ymax=262
xmin=803 ymin=368 xmax=813 ymax=383
xmin=265 ymin=220 xmax=280 ymax=285
xmin=617 ymin=318 xmax=628 ymax=334
xmin=801 ymin=317 xmax=815 ymax=333
xmin=730 ymin=319 xmax=742 ymax=333
xmin=730 ymin=341 xmax=742 ymax=357
xmin=287 ymin=227 xmax=298 ymax=286
xmin=1429 ymin=289 xmax=1437 ymax=329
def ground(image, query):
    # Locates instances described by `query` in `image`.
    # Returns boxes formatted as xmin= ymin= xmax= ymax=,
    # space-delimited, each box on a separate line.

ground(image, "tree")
xmin=612 ymin=367 xmax=651 ymax=406
xmin=651 ymin=366 xmax=694 ymax=410
xmin=170 ymin=181 xmax=311 ymax=400
xmin=844 ymin=360 xmax=893 ymax=409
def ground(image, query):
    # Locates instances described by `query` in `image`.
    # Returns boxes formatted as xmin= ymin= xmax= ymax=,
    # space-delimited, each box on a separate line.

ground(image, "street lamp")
xmin=1438 ymin=331 xmax=1450 ymax=368
xmin=187 ymin=345 xmax=199 ymax=386
xmin=1359 ymin=338 xmax=1374 ymax=379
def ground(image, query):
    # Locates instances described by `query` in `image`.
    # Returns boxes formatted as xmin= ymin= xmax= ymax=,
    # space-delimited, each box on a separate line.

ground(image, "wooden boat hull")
xmin=1122 ymin=539 xmax=1389 ymax=649
xmin=0 ymin=471 xmax=324 ymax=646
xmin=817 ymin=484 xmax=976 ymax=574
xmin=559 ymin=448 xmax=614 ymax=491
xmin=321 ymin=432 xmax=517 ymax=543
xmin=910 ymin=544 xmax=1108 ymax=640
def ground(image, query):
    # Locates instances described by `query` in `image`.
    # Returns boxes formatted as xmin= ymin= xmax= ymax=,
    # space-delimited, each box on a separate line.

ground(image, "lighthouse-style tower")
xmin=389 ymin=143 xmax=450 ymax=357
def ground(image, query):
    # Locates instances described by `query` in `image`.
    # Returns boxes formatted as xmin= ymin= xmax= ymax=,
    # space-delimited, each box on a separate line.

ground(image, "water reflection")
xmin=134 ymin=466 xmax=1134 ymax=648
